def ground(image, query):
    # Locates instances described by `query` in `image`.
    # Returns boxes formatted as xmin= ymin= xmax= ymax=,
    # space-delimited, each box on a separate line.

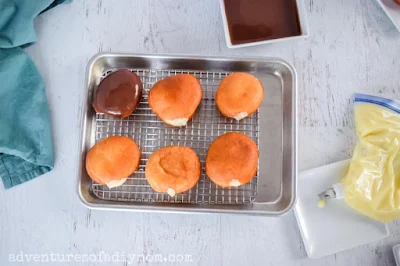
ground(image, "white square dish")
xmin=376 ymin=0 xmax=400 ymax=31
xmin=294 ymin=160 xmax=389 ymax=259
xmin=219 ymin=0 xmax=309 ymax=48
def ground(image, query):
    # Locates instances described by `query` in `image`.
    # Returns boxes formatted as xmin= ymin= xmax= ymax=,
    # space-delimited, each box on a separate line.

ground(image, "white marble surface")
xmin=1 ymin=0 xmax=400 ymax=265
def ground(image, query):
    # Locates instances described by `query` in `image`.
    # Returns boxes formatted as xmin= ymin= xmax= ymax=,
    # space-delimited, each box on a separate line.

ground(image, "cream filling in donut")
xmin=229 ymin=179 xmax=241 ymax=187
xmin=167 ymin=188 xmax=176 ymax=197
xmin=106 ymin=178 xmax=127 ymax=189
xmin=165 ymin=118 xmax=188 ymax=127
xmin=233 ymin=112 xmax=248 ymax=121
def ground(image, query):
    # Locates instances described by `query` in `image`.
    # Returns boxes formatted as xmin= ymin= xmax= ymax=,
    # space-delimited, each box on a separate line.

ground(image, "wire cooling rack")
xmin=91 ymin=69 xmax=259 ymax=204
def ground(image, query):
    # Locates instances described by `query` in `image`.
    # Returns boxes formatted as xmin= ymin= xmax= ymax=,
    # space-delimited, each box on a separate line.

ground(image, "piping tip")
xmin=318 ymin=188 xmax=337 ymax=200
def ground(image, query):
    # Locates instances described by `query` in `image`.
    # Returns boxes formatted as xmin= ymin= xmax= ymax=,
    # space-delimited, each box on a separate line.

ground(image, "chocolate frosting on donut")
xmin=93 ymin=69 xmax=143 ymax=118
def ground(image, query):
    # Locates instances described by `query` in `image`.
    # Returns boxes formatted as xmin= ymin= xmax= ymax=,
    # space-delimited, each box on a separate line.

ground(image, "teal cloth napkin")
xmin=0 ymin=0 xmax=70 ymax=189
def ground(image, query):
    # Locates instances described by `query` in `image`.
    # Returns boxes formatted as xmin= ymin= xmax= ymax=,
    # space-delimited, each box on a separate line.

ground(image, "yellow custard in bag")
xmin=341 ymin=94 xmax=400 ymax=223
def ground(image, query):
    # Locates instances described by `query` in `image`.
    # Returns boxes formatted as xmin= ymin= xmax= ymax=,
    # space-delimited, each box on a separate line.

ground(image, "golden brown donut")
xmin=86 ymin=136 xmax=140 ymax=188
xmin=206 ymin=132 xmax=258 ymax=187
xmin=216 ymin=72 xmax=264 ymax=120
xmin=145 ymin=146 xmax=201 ymax=196
xmin=148 ymin=74 xmax=202 ymax=127
xmin=92 ymin=69 xmax=143 ymax=118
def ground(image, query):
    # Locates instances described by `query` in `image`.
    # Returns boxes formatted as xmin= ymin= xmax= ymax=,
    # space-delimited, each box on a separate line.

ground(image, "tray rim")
xmin=77 ymin=52 xmax=298 ymax=216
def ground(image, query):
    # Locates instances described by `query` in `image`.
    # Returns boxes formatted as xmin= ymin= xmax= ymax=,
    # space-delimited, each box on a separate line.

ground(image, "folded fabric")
xmin=0 ymin=0 xmax=70 ymax=189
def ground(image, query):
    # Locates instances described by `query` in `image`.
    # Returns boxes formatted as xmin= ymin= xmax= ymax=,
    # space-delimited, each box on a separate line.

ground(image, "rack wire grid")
xmin=91 ymin=68 xmax=260 ymax=204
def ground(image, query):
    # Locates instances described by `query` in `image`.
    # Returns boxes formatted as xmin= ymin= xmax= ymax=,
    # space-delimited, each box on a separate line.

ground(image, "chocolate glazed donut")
xmin=93 ymin=69 xmax=143 ymax=118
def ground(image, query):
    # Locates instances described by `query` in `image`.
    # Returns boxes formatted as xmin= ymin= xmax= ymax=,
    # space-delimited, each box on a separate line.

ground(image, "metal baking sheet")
xmin=78 ymin=53 xmax=297 ymax=215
